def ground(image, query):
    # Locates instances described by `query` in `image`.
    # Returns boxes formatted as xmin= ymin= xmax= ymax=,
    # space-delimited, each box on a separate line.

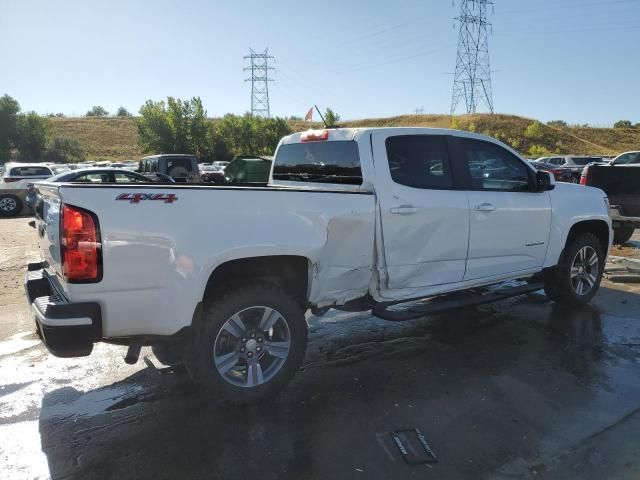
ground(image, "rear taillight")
xmin=580 ymin=166 xmax=589 ymax=185
xmin=60 ymin=204 xmax=102 ymax=282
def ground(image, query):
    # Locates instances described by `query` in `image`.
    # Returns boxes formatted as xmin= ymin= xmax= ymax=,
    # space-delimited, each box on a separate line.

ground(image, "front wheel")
xmin=544 ymin=232 xmax=604 ymax=306
xmin=187 ymin=282 xmax=308 ymax=405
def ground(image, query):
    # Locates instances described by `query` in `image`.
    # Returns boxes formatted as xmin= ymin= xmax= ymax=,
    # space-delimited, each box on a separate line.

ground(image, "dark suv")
xmin=138 ymin=154 xmax=200 ymax=183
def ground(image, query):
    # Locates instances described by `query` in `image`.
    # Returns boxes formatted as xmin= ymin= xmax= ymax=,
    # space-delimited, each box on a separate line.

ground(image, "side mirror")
xmin=536 ymin=170 xmax=555 ymax=191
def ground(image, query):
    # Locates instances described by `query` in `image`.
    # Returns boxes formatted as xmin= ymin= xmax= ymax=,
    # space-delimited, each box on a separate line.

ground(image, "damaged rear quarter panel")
xmin=310 ymin=212 xmax=376 ymax=306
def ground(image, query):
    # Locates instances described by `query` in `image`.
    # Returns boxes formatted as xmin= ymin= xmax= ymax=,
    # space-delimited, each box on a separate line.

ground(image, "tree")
xmin=86 ymin=106 xmax=109 ymax=117
xmin=524 ymin=121 xmax=545 ymax=139
xmin=323 ymin=108 xmax=341 ymax=126
xmin=116 ymin=106 xmax=132 ymax=117
xmin=43 ymin=137 xmax=85 ymax=163
xmin=613 ymin=120 xmax=633 ymax=129
xmin=137 ymin=96 xmax=214 ymax=159
xmin=547 ymin=120 xmax=567 ymax=127
xmin=14 ymin=112 xmax=50 ymax=161
xmin=213 ymin=114 xmax=292 ymax=159
xmin=0 ymin=94 xmax=20 ymax=161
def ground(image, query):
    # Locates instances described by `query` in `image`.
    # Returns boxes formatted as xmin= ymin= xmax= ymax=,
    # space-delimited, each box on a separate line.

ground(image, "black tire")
xmin=0 ymin=194 xmax=22 ymax=217
xmin=544 ymin=232 xmax=604 ymax=306
xmin=613 ymin=226 xmax=634 ymax=245
xmin=187 ymin=282 xmax=307 ymax=405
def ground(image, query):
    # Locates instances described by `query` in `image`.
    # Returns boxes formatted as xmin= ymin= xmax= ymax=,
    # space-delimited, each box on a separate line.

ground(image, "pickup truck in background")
xmin=581 ymin=151 xmax=640 ymax=244
xmin=28 ymin=128 xmax=612 ymax=404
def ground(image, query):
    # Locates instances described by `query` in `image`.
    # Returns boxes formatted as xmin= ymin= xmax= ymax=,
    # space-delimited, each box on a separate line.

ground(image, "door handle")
xmin=475 ymin=203 xmax=496 ymax=212
xmin=390 ymin=205 xmax=417 ymax=215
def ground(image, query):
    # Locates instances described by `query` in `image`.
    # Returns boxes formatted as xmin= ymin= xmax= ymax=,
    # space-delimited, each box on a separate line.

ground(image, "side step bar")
xmin=372 ymin=282 xmax=544 ymax=322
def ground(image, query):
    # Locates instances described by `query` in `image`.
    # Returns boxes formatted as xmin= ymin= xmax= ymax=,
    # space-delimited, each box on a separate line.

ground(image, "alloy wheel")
xmin=213 ymin=306 xmax=291 ymax=388
xmin=0 ymin=197 xmax=17 ymax=212
xmin=570 ymin=246 xmax=599 ymax=295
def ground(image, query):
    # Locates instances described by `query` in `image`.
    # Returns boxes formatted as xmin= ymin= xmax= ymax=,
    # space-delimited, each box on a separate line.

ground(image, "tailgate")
xmin=589 ymin=165 xmax=640 ymax=216
xmin=34 ymin=183 xmax=65 ymax=287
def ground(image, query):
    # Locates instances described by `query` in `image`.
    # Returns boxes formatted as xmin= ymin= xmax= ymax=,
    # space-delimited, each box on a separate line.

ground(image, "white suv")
xmin=1 ymin=162 xmax=54 ymax=216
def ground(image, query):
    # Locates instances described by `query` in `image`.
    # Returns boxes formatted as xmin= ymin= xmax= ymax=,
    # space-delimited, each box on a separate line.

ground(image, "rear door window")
xmin=9 ymin=166 xmax=53 ymax=176
xmin=385 ymin=135 xmax=453 ymax=189
xmin=273 ymin=141 xmax=362 ymax=184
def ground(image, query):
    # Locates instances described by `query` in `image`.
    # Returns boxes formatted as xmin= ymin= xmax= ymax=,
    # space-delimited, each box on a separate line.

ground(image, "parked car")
xmin=138 ymin=154 xmax=200 ymax=183
xmin=529 ymin=160 xmax=574 ymax=183
xmin=0 ymin=162 xmax=55 ymax=216
xmin=224 ymin=155 xmax=272 ymax=183
xmin=25 ymin=168 xmax=174 ymax=209
xmin=212 ymin=161 xmax=230 ymax=170
xmin=28 ymin=127 xmax=612 ymax=404
xmin=606 ymin=151 xmax=640 ymax=165
xmin=536 ymin=155 xmax=604 ymax=183
xmin=199 ymin=164 xmax=225 ymax=183
xmin=581 ymin=151 xmax=640 ymax=244
xmin=1 ymin=162 xmax=54 ymax=186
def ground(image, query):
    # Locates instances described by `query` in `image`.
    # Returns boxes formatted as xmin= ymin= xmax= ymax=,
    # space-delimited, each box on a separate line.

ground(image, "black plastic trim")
xmin=25 ymin=266 xmax=102 ymax=358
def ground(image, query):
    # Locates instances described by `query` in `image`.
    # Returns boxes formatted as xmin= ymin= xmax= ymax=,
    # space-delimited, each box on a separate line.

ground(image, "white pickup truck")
xmin=27 ymin=128 xmax=612 ymax=403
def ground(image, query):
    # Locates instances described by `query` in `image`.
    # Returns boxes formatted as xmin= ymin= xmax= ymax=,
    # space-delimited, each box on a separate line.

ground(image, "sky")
xmin=1 ymin=0 xmax=639 ymax=125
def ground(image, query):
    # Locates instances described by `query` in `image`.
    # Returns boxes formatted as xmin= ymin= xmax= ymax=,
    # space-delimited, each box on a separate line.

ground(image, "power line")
xmin=243 ymin=48 xmax=275 ymax=117
xmin=450 ymin=0 xmax=494 ymax=115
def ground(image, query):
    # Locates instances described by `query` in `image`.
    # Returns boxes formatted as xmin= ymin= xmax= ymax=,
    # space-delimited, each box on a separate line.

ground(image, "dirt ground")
xmin=610 ymin=230 xmax=640 ymax=259
xmin=1 ymin=217 xmax=640 ymax=480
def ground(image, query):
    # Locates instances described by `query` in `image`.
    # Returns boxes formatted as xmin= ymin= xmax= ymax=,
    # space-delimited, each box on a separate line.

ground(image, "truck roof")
xmin=279 ymin=127 xmax=520 ymax=152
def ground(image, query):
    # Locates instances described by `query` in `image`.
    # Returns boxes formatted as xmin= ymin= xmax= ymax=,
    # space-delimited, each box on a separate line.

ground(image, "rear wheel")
xmin=187 ymin=282 xmax=307 ymax=405
xmin=613 ymin=225 xmax=634 ymax=245
xmin=544 ymin=232 xmax=604 ymax=306
xmin=0 ymin=194 xmax=22 ymax=217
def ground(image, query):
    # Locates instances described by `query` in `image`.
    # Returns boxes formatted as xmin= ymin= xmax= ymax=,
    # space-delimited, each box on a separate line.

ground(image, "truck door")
xmin=371 ymin=131 xmax=470 ymax=289
xmin=451 ymin=136 xmax=552 ymax=280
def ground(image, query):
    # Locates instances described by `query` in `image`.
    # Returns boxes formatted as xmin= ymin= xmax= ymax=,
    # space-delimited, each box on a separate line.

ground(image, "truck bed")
xmin=35 ymin=182 xmax=376 ymax=337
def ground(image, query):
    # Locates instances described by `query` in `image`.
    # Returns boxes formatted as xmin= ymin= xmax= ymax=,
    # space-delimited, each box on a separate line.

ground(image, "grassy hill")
xmin=51 ymin=114 xmax=640 ymax=161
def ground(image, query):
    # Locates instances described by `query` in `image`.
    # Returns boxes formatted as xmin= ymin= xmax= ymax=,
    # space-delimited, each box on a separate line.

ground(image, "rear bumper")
xmin=24 ymin=263 xmax=102 ymax=357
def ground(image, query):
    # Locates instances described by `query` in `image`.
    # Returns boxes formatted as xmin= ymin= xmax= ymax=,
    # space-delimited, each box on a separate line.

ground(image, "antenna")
xmin=314 ymin=105 xmax=328 ymax=127
xmin=450 ymin=0 xmax=494 ymax=115
xmin=244 ymin=48 xmax=275 ymax=117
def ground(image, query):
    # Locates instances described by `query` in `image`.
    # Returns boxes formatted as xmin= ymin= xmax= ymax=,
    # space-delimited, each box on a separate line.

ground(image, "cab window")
xmin=385 ymin=135 xmax=453 ymax=189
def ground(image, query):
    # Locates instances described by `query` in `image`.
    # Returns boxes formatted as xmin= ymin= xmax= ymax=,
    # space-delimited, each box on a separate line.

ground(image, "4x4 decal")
xmin=115 ymin=193 xmax=178 ymax=204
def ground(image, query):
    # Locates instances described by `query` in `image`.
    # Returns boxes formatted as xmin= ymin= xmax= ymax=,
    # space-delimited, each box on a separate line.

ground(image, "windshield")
xmin=273 ymin=141 xmax=362 ymax=185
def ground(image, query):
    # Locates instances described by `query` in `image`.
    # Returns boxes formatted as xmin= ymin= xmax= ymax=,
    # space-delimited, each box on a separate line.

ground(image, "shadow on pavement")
xmin=37 ymin=289 xmax=640 ymax=480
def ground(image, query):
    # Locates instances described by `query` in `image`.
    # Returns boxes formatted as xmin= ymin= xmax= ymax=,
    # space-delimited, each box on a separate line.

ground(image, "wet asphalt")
xmin=1 ymin=283 xmax=639 ymax=479
xmin=1 ymin=219 xmax=640 ymax=479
